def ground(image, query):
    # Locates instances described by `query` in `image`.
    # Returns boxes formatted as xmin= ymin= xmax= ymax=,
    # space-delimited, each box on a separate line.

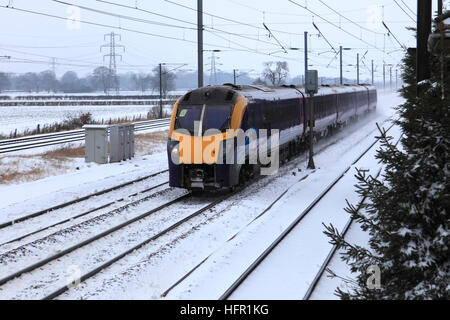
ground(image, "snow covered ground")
xmin=0 ymin=104 xmax=173 ymax=136
xmin=1 ymin=90 xmax=187 ymax=98
xmin=0 ymin=91 xmax=404 ymax=299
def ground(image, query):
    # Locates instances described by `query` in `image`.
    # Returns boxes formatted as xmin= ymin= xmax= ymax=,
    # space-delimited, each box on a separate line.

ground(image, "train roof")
xmin=237 ymin=84 xmax=375 ymax=100
xmin=181 ymin=84 xmax=376 ymax=104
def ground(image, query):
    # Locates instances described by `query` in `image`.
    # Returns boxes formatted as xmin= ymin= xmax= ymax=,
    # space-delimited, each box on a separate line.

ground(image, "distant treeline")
xmin=0 ymin=65 xmax=181 ymax=95
xmin=0 ymin=61 xmax=378 ymax=95
xmin=0 ymin=67 xmax=257 ymax=94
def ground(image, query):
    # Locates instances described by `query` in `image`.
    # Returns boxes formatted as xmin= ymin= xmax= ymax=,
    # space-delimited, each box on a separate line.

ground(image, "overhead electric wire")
xmin=400 ymin=0 xmax=416 ymax=16
xmin=164 ymin=0 xmax=304 ymax=36
xmin=393 ymin=0 xmax=416 ymax=22
xmin=288 ymin=0 xmax=391 ymax=55
xmin=0 ymin=43 xmax=98 ymax=49
xmin=205 ymin=29 xmax=298 ymax=61
xmin=5 ymin=57 xmax=102 ymax=68
xmin=0 ymin=5 xmax=204 ymax=46
xmin=0 ymin=46 xmax=104 ymax=64
xmin=224 ymin=0 xmax=380 ymax=18
xmin=96 ymin=0 xmax=197 ymax=27
xmin=382 ymin=21 xmax=407 ymax=50
xmin=0 ymin=4 xmax=300 ymax=61
xmin=52 ymin=0 xmax=197 ymax=30
xmin=4 ymin=56 xmax=163 ymax=70
xmin=87 ymin=0 xmax=284 ymax=49
xmin=206 ymin=26 xmax=281 ymax=47
xmin=263 ymin=23 xmax=288 ymax=53
xmin=207 ymin=20 xmax=412 ymax=26
xmin=317 ymin=0 xmax=384 ymax=35
xmin=205 ymin=29 xmax=257 ymax=52
xmin=312 ymin=22 xmax=337 ymax=53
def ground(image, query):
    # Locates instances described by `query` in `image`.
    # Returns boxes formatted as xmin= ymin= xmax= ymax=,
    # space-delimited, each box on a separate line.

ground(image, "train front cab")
xmin=167 ymin=89 xmax=248 ymax=191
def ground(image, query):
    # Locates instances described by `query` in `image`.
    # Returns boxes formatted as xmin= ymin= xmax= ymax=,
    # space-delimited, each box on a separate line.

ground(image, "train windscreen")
xmin=174 ymin=104 xmax=233 ymax=135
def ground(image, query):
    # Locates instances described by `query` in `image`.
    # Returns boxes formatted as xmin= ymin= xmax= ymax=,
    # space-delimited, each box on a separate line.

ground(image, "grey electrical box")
xmin=83 ymin=125 xmax=108 ymax=164
xmin=305 ymin=70 xmax=319 ymax=94
xmin=84 ymin=124 xmax=135 ymax=164
xmin=110 ymin=125 xmax=125 ymax=163
xmin=110 ymin=124 xmax=135 ymax=163
xmin=127 ymin=124 xmax=135 ymax=159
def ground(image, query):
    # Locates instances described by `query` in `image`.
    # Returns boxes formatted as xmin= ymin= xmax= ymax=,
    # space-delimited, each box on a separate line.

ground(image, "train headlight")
xmin=170 ymin=144 xmax=180 ymax=165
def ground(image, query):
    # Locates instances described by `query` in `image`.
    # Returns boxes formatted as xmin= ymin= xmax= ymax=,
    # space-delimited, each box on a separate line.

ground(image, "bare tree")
xmin=92 ymin=66 xmax=110 ymax=94
xmin=262 ymin=61 xmax=289 ymax=86
xmin=17 ymin=72 xmax=39 ymax=92
xmin=60 ymin=71 xmax=80 ymax=93
xmin=150 ymin=65 xmax=176 ymax=98
xmin=0 ymin=72 xmax=10 ymax=93
xmin=252 ymin=77 xmax=267 ymax=86
xmin=39 ymin=70 xmax=58 ymax=93
xmin=132 ymin=72 xmax=151 ymax=93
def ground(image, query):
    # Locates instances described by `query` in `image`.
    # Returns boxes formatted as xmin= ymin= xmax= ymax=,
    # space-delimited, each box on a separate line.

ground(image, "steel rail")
xmin=0 ymin=118 xmax=171 ymax=154
xmin=218 ymin=121 xmax=396 ymax=300
xmin=0 ymin=112 xmax=391 ymax=298
xmin=0 ymin=193 xmax=191 ymax=288
xmin=42 ymin=190 xmax=240 ymax=300
xmin=0 ymin=118 xmax=170 ymax=145
xmin=0 ymin=169 xmax=169 ymax=229
xmin=158 ymin=116 xmax=394 ymax=298
xmin=0 ymin=181 xmax=170 ymax=246
xmin=302 ymin=133 xmax=403 ymax=300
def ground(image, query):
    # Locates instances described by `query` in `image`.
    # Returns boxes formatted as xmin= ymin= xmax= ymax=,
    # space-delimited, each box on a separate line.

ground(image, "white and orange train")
xmin=167 ymin=84 xmax=377 ymax=191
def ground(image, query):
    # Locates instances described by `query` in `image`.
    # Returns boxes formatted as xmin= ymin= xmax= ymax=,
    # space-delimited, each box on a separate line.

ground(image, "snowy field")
xmin=0 ymin=91 xmax=404 ymax=300
xmin=0 ymin=90 xmax=188 ymax=98
xmin=0 ymin=90 xmax=185 ymax=136
xmin=0 ymin=104 xmax=174 ymax=136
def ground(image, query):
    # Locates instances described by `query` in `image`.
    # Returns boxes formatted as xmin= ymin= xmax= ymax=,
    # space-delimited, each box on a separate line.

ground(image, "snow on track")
xmin=224 ymin=126 xmax=402 ymax=300
xmin=0 ymin=92 xmax=403 ymax=299
xmin=0 ymin=173 xmax=170 ymax=251
xmin=0 ymin=151 xmax=169 ymax=220
xmin=0 ymin=189 xmax=193 ymax=299
xmin=51 ymin=93 xmax=402 ymax=299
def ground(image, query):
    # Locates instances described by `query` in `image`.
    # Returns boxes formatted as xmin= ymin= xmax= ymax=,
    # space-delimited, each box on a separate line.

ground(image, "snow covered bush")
xmin=323 ymin=23 xmax=450 ymax=299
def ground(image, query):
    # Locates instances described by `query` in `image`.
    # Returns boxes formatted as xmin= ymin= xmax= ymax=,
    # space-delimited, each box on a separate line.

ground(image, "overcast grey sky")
xmin=0 ymin=0 xmax=444 ymax=83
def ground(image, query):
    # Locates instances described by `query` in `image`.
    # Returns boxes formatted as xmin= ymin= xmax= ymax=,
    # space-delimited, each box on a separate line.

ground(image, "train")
xmin=167 ymin=84 xmax=377 ymax=191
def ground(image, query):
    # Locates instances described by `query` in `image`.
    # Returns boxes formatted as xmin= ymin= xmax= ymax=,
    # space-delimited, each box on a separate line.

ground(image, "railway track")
xmin=0 ymin=114 xmax=394 ymax=299
xmin=0 ymin=180 xmax=242 ymax=299
xmin=216 ymin=122 xmax=398 ymax=300
xmin=158 ymin=116 xmax=395 ymax=299
xmin=302 ymin=133 xmax=403 ymax=300
xmin=301 ymin=167 xmax=383 ymax=300
xmin=0 ymin=181 xmax=170 ymax=247
xmin=0 ymin=118 xmax=171 ymax=154
xmin=0 ymin=191 xmax=190 ymax=291
xmin=0 ymin=169 xmax=169 ymax=230
xmin=41 ymin=191 xmax=241 ymax=300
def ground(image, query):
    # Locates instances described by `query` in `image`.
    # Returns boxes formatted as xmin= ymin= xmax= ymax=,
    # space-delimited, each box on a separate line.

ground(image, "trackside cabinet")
xmin=84 ymin=124 xmax=135 ymax=164
xmin=110 ymin=124 xmax=135 ymax=163
xmin=110 ymin=125 xmax=125 ymax=162
xmin=83 ymin=125 xmax=108 ymax=164
xmin=126 ymin=124 xmax=135 ymax=159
